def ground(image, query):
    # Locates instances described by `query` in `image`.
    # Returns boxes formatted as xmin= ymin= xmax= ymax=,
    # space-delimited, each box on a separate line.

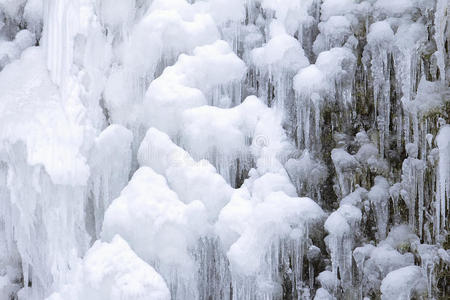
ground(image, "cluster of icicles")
xmin=0 ymin=0 xmax=448 ymax=299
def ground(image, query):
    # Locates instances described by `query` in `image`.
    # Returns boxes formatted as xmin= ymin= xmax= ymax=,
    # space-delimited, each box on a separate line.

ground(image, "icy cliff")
xmin=0 ymin=0 xmax=448 ymax=299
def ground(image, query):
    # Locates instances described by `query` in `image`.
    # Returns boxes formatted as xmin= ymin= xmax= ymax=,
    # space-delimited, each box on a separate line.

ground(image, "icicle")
xmin=195 ymin=238 xmax=232 ymax=300
xmin=434 ymin=0 xmax=447 ymax=83
xmin=368 ymin=176 xmax=390 ymax=240
xmin=331 ymin=148 xmax=360 ymax=198
xmin=88 ymin=125 xmax=133 ymax=238
xmin=42 ymin=0 xmax=80 ymax=87
xmin=400 ymin=143 xmax=426 ymax=235
xmin=307 ymin=245 xmax=321 ymax=293
xmin=416 ymin=244 xmax=441 ymax=299
xmin=435 ymin=124 xmax=450 ymax=240
xmin=365 ymin=21 xmax=394 ymax=158
xmin=324 ymin=204 xmax=361 ymax=296
xmin=389 ymin=183 xmax=402 ymax=225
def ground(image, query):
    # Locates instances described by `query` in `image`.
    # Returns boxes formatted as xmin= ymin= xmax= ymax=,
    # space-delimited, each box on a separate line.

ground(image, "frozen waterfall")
xmin=0 ymin=0 xmax=448 ymax=299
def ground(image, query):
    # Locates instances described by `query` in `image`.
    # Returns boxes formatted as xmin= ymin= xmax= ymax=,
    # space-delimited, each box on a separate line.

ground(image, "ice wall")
xmin=0 ymin=0 xmax=448 ymax=299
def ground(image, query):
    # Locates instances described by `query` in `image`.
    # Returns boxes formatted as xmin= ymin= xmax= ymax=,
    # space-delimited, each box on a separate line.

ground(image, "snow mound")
xmin=226 ymin=191 xmax=324 ymax=276
xmin=138 ymin=127 xmax=232 ymax=219
xmin=102 ymin=167 xmax=208 ymax=273
xmin=380 ymin=266 xmax=427 ymax=300
xmin=143 ymin=40 xmax=246 ymax=136
xmin=47 ymin=235 xmax=170 ymax=300
xmin=251 ymin=20 xmax=309 ymax=74
xmin=0 ymin=29 xmax=35 ymax=69
xmin=294 ymin=47 xmax=356 ymax=103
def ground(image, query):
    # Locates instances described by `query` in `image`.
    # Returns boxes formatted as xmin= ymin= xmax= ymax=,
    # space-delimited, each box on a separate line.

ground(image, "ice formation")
xmin=0 ymin=0 xmax=448 ymax=299
xmin=46 ymin=235 xmax=171 ymax=300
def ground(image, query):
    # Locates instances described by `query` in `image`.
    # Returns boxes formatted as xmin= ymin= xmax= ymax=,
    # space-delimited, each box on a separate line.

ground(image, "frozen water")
xmin=0 ymin=0 xmax=448 ymax=299
xmin=47 ymin=235 xmax=171 ymax=300
xmin=380 ymin=266 xmax=427 ymax=300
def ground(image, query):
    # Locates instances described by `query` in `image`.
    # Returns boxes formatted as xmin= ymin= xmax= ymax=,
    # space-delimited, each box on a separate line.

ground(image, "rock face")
xmin=0 ymin=0 xmax=448 ymax=299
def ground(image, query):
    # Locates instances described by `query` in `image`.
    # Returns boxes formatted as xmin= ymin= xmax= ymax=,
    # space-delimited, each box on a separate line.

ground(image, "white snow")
xmin=137 ymin=127 xmax=232 ymax=219
xmin=47 ymin=235 xmax=171 ymax=300
xmin=0 ymin=30 xmax=35 ymax=69
xmin=102 ymin=167 xmax=208 ymax=271
xmin=143 ymin=40 xmax=246 ymax=137
xmin=0 ymin=47 xmax=89 ymax=186
xmin=380 ymin=266 xmax=427 ymax=300
xmin=251 ymin=20 xmax=309 ymax=74
xmin=226 ymin=192 xmax=324 ymax=276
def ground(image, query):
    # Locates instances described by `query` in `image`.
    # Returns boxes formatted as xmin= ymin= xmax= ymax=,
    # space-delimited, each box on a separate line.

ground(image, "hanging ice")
xmin=0 ymin=0 xmax=448 ymax=299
